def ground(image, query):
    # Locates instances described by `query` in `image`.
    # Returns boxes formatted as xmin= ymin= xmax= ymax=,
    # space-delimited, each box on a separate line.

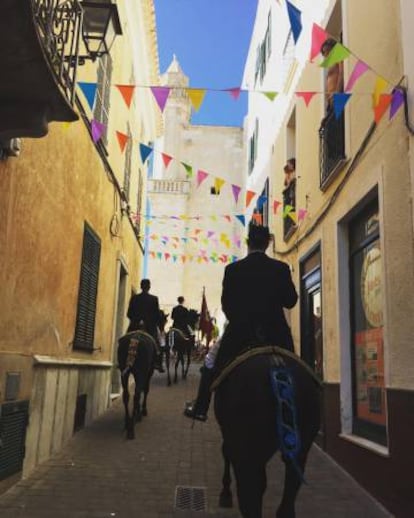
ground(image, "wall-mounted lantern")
xmin=80 ymin=1 xmax=122 ymax=61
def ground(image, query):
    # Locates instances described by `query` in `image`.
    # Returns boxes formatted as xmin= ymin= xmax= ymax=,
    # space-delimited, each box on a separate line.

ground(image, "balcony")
xmin=147 ymin=179 xmax=191 ymax=195
xmin=319 ymin=110 xmax=346 ymax=188
xmin=0 ymin=0 xmax=83 ymax=140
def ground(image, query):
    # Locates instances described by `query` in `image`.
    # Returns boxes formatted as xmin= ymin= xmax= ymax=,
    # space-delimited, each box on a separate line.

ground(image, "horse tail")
xmin=269 ymin=363 xmax=307 ymax=484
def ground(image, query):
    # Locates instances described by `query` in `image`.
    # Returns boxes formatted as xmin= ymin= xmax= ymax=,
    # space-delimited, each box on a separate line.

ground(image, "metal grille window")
xmin=0 ymin=401 xmax=29 ymax=480
xmin=93 ymin=54 xmax=113 ymax=146
xmin=73 ymin=223 xmax=101 ymax=351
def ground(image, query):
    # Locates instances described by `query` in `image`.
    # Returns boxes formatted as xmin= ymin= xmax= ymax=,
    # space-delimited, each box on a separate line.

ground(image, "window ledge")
xmin=339 ymin=433 xmax=389 ymax=457
xmin=33 ymin=355 xmax=112 ymax=369
xmin=320 ymin=157 xmax=349 ymax=191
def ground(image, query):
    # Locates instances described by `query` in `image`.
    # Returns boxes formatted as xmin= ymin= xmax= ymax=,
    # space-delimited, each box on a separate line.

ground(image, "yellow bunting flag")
xmin=214 ymin=177 xmax=225 ymax=194
xmin=373 ymin=76 xmax=388 ymax=107
xmin=186 ymin=88 xmax=206 ymax=112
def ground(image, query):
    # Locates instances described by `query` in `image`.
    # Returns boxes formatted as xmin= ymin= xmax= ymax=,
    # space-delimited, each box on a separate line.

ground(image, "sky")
xmin=153 ymin=0 xmax=258 ymax=127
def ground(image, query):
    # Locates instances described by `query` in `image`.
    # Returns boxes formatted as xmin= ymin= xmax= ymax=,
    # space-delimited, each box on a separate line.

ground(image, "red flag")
xmin=199 ymin=288 xmax=212 ymax=338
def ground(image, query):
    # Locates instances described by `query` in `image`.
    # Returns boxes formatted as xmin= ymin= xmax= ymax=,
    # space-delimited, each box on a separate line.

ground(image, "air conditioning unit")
xmin=0 ymin=138 xmax=21 ymax=159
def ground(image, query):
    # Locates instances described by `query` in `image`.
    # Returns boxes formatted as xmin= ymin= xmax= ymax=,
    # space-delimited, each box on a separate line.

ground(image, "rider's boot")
xmin=154 ymin=351 xmax=165 ymax=373
xmin=183 ymin=366 xmax=214 ymax=422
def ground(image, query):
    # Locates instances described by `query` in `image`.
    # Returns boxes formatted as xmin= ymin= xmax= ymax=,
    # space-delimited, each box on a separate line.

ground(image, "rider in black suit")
xmin=171 ymin=296 xmax=190 ymax=336
xmin=127 ymin=279 xmax=164 ymax=372
xmin=184 ymin=223 xmax=298 ymax=421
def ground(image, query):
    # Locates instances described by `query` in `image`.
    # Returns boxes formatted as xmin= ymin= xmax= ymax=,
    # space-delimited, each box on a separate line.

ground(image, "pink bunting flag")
xmin=273 ymin=200 xmax=282 ymax=214
xmin=224 ymin=215 xmax=231 ymax=222
xmin=231 ymin=184 xmax=241 ymax=203
xmin=310 ymin=23 xmax=328 ymax=62
xmin=91 ymin=120 xmax=106 ymax=143
xmin=224 ymin=87 xmax=242 ymax=100
xmin=298 ymin=208 xmax=308 ymax=222
xmin=197 ymin=170 xmax=209 ymax=187
xmin=150 ymin=86 xmax=171 ymax=112
xmin=295 ymin=91 xmax=317 ymax=107
xmin=345 ymin=60 xmax=369 ymax=92
xmin=207 ymin=231 xmax=215 ymax=238
xmin=161 ymin=153 xmax=173 ymax=168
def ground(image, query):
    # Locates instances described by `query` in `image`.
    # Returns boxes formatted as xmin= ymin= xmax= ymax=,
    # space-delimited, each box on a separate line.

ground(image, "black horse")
xmin=117 ymin=330 xmax=155 ymax=440
xmin=165 ymin=308 xmax=199 ymax=384
xmin=213 ymin=347 xmax=321 ymax=518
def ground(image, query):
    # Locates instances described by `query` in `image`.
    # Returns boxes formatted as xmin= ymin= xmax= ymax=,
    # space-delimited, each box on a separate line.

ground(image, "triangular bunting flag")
xmin=288 ymin=211 xmax=297 ymax=223
xmin=263 ymin=91 xmax=278 ymax=101
xmin=181 ymin=162 xmax=193 ymax=178
xmin=310 ymin=23 xmax=328 ymax=62
xmin=236 ymin=215 xmax=246 ymax=226
xmin=257 ymin=195 xmax=267 ymax=210
xmin=231 ymin=184 xmax=241 ymax=203
xmin=283 ymin=204 xmax=294 ymax=218
xmin=273 ymin=200 xmax=282 ymax=214
xmin=214 ymin=177 xmax=225 ymax=194
xmin=286 ymin=1 xmax=302 ymax=44
xmin=246 ymin=190 xmax=256 ymax=207
xmin=345 ymin=60 xmax=369 ymax=92
xmin=374 ymin=94 xmax=392 ymax=124
xmin=115 ymin=84 xmax=135 ymax=108
xmin=224 ymin=87 xmax=242 ymax=100
xmin=150 ymin=86 xmax=171 ymax=112
xmin=78 ymin=82 xmax=97 ymax=110
xmin=298 ymin=208 xmax=308 ymax=221
xmin=295 ymin=91 xmax=317 ymax=107
xmin=333 ymin=93 xmax=352 ymax=119
xmin=389 ymin=89 xmax=404 ymax=120
xmin=139 ymin=143 xmax=153 ymax=164
xmin=91 ymin=120 xmax=106 ymax=143
xmin=162 ymin=153 xmax=173 ymax=168
xmin=373 ymin=76 xmax=388 ymax=107
xmin=197 ymin=170 xmax=209 ymax=187
xmin=320 ymin=43 xmax=351 ymax=68
xmin=186 ymin=88 xmax=207 ymax=112
xmin=116 ymin=131 xmax=129 ymax=153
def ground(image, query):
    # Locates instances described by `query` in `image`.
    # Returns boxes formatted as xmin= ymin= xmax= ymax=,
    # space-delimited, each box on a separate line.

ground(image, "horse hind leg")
xmin=219 ymin=443 xmax=233 ymax=508
xmin=233 ymin=461 xmax=267 ymax=518
xmin=276 ymin=452 xmax=308 ymax=518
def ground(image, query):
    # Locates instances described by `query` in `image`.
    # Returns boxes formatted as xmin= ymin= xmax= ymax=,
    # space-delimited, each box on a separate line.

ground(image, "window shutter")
xmin=73 ymin=224 xmax=101 ymax=351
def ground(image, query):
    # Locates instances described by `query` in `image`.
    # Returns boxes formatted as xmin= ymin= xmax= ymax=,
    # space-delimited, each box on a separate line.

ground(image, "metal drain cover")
xmin=174 ymin=486 xmax=207 ymax=512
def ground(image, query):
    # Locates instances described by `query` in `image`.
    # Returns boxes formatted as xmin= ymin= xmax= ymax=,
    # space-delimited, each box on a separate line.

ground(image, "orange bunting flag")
xmin=116 ymin=131 xmax=129 ymax=153
xmin=246 ymin=190 xmax=256 ymax=207
xmin=374 ymin=93 xmax=393 ymax=124
xmin=295 ymin=91 xmax=317 ymax=107
xmin=186 ymin=88 xmax=206 ymax=112
xmin=161 ymin=153 xmax=173 ymax=168
xmin=115 ymin=84 xmax=135 ymax=108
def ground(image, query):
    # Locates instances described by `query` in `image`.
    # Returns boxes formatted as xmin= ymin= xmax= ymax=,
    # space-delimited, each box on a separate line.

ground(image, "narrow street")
xmin=0 ymin=363 xmax=392 ymax=518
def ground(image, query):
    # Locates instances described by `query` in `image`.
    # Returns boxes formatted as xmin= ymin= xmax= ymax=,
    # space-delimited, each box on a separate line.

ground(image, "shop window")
xmin=349 ymin=199 xmax=386 ymax=445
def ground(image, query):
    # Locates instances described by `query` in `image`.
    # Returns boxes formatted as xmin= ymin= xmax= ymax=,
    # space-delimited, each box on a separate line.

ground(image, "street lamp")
xmin=80 ymin=1 xmax=122 ymax=60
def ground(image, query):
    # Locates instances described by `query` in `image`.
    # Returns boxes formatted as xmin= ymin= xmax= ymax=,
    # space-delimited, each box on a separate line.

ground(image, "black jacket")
xmin=216 ymin=251 xmax=298 ymax=368
xmin=127 ymin=292 xmax=160 ymax=339
xmin=171 ymin=304 xmax=190 ymax=335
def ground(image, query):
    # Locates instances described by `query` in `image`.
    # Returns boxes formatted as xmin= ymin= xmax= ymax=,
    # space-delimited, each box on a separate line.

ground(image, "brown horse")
xmin=117 ymin=330 xmax=155 ymax=439
xmin=213 ymin=347 xmax=321 ymax=518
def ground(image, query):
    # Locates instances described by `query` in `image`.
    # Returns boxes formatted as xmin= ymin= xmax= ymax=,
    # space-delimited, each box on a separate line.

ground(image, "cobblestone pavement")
xmin=0 ymin=363 xmax=393 ymax=517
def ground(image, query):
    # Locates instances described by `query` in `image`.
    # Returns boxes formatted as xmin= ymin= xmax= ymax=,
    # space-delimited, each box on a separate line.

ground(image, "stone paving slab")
xmin=0 ymin=364 xmax=393 ymax=517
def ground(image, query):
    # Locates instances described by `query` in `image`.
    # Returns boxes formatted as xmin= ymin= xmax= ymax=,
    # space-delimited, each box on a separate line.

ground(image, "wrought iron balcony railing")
xmin=319 ymin=110 xmax=345 ymax=187
xmin=32 ymin=0 xmax=83 ymax=105
xmin=147 ymin=179 xmax=191 ymax=195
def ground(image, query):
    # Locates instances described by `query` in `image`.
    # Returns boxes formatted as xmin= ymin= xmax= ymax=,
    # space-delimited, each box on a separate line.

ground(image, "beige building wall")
xmin=0 ymin=0 xmax=160 ymax=480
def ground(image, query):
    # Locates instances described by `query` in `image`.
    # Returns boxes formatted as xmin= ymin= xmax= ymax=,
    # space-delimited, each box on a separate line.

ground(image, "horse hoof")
xmin=126 ymin=430 xmax=135 ymax=440
xmin=142 ymin=409 xmax=147 ymax=417
xmin=219 ymin=492 xmax=233 ymax=508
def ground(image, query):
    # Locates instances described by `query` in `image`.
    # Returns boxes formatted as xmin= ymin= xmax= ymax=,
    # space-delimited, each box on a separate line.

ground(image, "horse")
xmin=213 ymin=346 xmax=321 ymax=518
xmin=157 ymin=309 xmax=172 ymax=386
xmin=165 ymin=308 xmax=199 ymax=384
xmin=117 ymin=330 xmax=155 ymax=440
